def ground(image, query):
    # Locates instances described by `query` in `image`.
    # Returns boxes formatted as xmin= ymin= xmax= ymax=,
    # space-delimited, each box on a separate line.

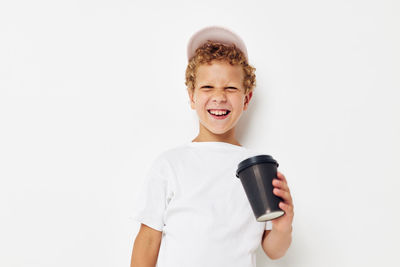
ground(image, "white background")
xmin=1 ymin=0 xmax=399 ymax=266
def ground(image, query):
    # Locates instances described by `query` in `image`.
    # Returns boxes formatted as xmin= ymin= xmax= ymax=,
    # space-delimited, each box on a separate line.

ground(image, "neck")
xmin=191 ymin=122 xmax=242 ymax=146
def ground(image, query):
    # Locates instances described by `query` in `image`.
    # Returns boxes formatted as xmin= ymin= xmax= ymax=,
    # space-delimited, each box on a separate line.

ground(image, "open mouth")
xmin=207 ymin=109 xmax=231 ymax=119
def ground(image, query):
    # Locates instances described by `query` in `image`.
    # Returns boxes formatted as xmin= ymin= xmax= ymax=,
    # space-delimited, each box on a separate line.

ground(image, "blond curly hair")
xmin=185 ymin=41 xmax=256 ymax=95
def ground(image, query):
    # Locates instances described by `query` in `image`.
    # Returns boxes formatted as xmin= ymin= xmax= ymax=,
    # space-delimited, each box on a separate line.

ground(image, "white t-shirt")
xmin=133 ymin=141 xmax=272 ymax=267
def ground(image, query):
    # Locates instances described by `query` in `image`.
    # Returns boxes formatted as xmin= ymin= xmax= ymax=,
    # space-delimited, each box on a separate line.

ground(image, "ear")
xmin=188 ymin=89 xmax=196 ymax=110
xmin=243 ymin=91 xmax=253 ymax=111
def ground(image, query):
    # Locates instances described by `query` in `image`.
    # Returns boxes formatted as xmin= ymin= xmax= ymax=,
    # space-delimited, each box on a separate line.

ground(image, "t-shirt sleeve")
xmin=265 ymin=220 xmax=272 ymax=230
xmin=132 ymin=154 xmax=173 ymax=232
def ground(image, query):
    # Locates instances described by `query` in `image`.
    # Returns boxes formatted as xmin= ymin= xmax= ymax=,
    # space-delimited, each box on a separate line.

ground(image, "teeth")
xmin=209 ymin=109 xmax=228 ymax=115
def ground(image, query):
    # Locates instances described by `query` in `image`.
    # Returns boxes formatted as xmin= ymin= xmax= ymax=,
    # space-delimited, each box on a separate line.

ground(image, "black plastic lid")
xmin=236 ymin=154 xmax=279 ymax=178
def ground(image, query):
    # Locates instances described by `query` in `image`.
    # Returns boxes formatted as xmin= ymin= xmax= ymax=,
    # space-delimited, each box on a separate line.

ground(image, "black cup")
xmin=236 ymin=155 xmax=285 ymax=222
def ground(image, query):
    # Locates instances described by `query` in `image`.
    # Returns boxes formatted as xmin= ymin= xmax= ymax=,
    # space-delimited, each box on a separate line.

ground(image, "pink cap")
xmin=187 ymin=25 xmax=248 ymax=62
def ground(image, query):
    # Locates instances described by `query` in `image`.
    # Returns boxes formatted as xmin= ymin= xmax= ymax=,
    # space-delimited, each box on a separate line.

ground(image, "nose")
xmin=211 ymin=89 xmax=227 ymax=103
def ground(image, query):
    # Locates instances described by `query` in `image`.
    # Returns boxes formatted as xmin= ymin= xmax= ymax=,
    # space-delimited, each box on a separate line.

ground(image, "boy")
xmin=130 ymin=26 xmax=294 ymax=267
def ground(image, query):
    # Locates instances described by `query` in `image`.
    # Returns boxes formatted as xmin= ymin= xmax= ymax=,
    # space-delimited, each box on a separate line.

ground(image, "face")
xmin=188 ymin=60 xmax=252 ymax=136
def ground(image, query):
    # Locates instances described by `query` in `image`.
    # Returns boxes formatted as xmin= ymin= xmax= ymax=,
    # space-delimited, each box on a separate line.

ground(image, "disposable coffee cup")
xmin=236 ymin=155 xmax=285 ymax=222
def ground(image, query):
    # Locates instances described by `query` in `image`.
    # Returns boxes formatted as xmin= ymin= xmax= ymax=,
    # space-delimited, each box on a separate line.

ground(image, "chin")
xmin=199 ymin=117 xmax=238 ymax=135
xmin=207 ymin=126 xmax=234 ymax=135
xmin=210 ymin=130 xmax=229 ymax=135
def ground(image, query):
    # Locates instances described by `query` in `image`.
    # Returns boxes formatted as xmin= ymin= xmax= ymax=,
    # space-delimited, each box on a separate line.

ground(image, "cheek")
xmin=194 ymin=94 xmax=208 ymax=108
xmin=231 ymin=97 xmax=245 ymax=109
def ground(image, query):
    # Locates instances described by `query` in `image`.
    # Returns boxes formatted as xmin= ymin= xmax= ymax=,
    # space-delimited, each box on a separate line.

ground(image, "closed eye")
xmin=199 ymin=85 xmax=238 ymax=91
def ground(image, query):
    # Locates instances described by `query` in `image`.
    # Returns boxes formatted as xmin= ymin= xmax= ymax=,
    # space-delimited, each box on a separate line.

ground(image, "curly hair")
xmin=185 ymin=41 xmax=256 ymax=95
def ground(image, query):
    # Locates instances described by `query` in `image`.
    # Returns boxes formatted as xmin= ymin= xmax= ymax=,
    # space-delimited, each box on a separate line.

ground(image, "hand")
xmin=271 ymin=171 xmax=294 ymax=233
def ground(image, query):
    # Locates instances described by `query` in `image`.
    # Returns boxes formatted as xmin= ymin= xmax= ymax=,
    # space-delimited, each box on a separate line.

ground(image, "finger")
xmin=277 ymin=171 xmax=288 ymax=183
xmin=279 ymin=201 xmax=294 ymax=214
xmin=273 ymin=178 xmax=291 ymax=193
xmin=276 ymin=172 xmax=291 ymax=192
xmin=273 ymin=188 xmax=293 ymax=205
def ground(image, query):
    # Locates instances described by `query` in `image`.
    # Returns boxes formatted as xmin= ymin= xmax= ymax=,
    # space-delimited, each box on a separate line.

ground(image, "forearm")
xmin=130 ymin=235 xmax=160 ymax=267
xmin=262 ymin=226 xmax=292 ymax=260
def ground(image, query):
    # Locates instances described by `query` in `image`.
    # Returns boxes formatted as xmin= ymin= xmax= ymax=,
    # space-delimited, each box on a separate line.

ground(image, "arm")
xmin=261 ymin=227 xmax=292 ymax=260
xmin=261 ymin=171 xmax=294 ymax=259
xmin=130 ymin=224 xmax=162 ymax=267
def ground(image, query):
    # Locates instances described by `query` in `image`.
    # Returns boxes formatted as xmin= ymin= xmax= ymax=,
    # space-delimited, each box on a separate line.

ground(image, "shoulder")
xmin=155 ymin=143 xmax=190 ymax=161
xmin=148 ymin=143 xmax=190 ymax=171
